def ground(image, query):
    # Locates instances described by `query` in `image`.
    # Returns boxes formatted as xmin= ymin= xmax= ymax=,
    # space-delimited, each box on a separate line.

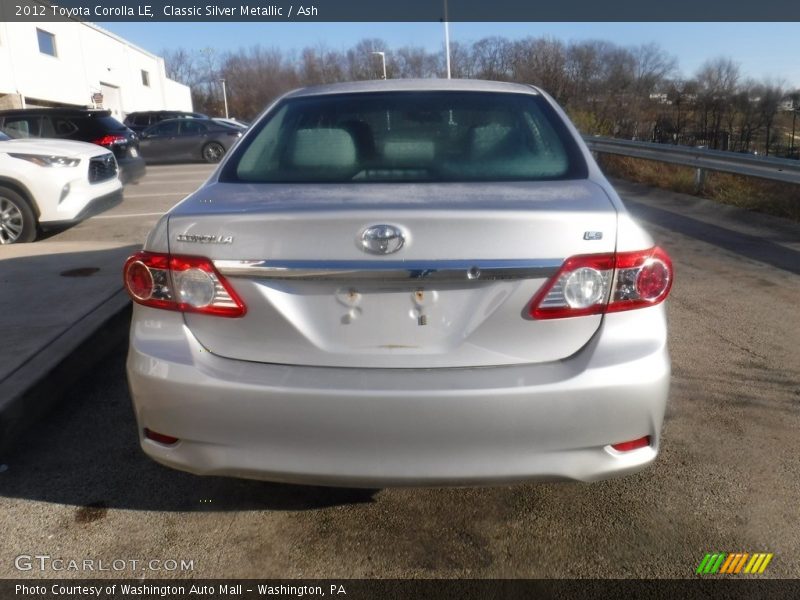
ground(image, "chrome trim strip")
xmin=214 ymin=259 xmax=562 ymax=281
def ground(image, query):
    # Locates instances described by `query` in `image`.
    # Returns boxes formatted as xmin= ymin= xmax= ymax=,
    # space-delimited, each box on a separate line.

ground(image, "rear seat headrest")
xmin=291 ymin=128 xmax=357 ymax=169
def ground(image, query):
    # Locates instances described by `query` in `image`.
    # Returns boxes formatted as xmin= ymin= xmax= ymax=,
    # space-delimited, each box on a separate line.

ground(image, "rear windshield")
xmin=79 ymin=115 xmax=129 ymax=133
xmin=221 ymin=91 xmax=588 ymax=184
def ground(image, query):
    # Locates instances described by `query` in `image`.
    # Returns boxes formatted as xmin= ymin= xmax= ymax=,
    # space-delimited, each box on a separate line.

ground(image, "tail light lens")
xmin=123 ymin=251 xmax=246 ymax=317
xmin=530 ymin=246 xmax=672 ymax=319
xmin=93 ymin=134 xmax=127 ymax=147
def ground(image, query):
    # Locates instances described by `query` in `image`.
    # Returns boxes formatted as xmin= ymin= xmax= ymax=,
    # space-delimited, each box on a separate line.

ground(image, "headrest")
xmin=290 ymin=128 xmax=357 ymax=169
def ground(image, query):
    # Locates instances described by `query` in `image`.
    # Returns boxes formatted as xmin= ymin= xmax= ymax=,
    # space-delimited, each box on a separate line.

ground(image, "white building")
xmin=0 ymin=21 xmax=192 ymax=119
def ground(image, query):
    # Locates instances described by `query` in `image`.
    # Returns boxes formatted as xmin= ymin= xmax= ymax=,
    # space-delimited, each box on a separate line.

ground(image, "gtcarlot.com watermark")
xmin=14 ymin=554 xmax=195 ymax=573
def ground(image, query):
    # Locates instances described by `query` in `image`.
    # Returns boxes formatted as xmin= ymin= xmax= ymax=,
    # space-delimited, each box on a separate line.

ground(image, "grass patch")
xmin=597 ymin=154 xmax=800 ymax=222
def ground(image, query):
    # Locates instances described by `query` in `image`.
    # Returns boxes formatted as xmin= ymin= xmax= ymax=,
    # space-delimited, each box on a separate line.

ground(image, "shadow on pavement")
xmin=623 ymin=197 xmax=800 ymax=276
xmin=0 ymin=336 xmax=378 ymax=513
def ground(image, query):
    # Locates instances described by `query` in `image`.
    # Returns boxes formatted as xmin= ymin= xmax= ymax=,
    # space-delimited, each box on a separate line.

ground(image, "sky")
xmin=103 ymin=22 xmax=800 ymax=88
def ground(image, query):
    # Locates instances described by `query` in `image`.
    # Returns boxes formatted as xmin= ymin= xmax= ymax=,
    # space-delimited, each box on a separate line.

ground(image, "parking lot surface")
xmin=0 ymin=164 xmax=798 ymax=578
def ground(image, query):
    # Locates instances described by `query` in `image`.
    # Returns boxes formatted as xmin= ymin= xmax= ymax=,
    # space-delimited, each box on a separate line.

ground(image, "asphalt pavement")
xmin=0 ymin=165 xmax=216 ymax=451
xmin=0 ymin=166 xmax=798 ymax=579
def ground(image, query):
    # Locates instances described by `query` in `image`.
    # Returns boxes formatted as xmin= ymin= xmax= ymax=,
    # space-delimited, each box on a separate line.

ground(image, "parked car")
xmin=0 ymin=108 xmax=145 ymax=184
xmin=212 ymin=117 xmax=249 ymax=130
xmin=138 ymin=118 xmax=242 ymax=163
xmin=0 ymin=130 xmax=122 ymax=243
xmin=123 ymin=110 xmax=209 ymax=134
xmin=124 ymin=79 xmax=673 ymax=486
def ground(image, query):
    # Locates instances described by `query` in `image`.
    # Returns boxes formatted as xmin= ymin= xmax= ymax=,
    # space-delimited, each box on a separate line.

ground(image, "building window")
xmin=141 ymin=70 xmax=150 ymax=87
xmin=37 ymin=29 xmax=57 ymax=57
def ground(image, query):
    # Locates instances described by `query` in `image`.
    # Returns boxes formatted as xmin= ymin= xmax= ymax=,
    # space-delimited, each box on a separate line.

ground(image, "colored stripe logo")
xmin=696 ymin=552 xmax=773 ymax=575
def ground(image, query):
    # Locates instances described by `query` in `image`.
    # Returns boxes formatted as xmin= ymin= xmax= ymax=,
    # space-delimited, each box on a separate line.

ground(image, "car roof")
xmin=129 ymin=110 xmax=205 ymax=116
xmin=282 ymin=78 xmax=541 ymax=100
xmin=0 ymin=108 xmax=111 ymax=117
xmin=148 ymin=117 xmax=218 ymax=126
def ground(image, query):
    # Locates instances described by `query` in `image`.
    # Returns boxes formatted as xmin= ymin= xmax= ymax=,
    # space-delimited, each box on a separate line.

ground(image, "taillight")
xmin=530 ymin=246 xmax=672 ymax=319
xmin=93 ymin=134 xmax=127 ymax=147
xmin=123 ymin=251 xmax=246 ymax=317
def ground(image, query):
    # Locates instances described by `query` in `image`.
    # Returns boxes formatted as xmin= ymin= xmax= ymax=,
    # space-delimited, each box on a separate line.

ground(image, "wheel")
xmin=0 ymin=187 xmax=37 ymax=244
xmin=202 ymin=142 xmax=225 ymax=164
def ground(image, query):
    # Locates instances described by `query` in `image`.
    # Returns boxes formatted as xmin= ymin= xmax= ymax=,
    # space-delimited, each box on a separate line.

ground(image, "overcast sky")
xmin=103 ymin=22 xmax=800 ymax=89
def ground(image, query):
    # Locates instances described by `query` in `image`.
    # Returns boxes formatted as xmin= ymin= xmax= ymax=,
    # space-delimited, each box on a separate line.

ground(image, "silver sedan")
xmin=124 ymin=79 xmax=672 ymax=486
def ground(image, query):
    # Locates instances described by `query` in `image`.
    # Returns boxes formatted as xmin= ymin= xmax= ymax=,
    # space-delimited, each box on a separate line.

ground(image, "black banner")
xmin=3 ymin=579 xmax=800 ymax=600
xmin=3 ymin=0 xmax=800 ymax=22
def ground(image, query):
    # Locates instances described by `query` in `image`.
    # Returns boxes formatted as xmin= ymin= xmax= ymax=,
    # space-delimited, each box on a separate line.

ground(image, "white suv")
xmin=0 ymin=131 xmax=123 ymax=243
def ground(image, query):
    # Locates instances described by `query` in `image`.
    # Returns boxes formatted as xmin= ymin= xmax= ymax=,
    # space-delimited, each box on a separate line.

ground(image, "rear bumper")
xmin=118 ymin=156 xmax=146 ymax=184
xmin=127 ymin=307 xmax=670 ymax=487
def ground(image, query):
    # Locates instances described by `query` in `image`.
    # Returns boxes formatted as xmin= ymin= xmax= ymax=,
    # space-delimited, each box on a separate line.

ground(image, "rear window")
xmin=81 ymin=115 xmax=128 ymax=133
xmin=126 ymin=114 xmax=150 ymax=127
xmin=221 ymin=91 xmax=588 ymax=184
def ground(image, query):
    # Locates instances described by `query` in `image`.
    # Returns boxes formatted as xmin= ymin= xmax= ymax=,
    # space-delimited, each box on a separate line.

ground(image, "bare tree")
xmin=510 ymin=37 xmax=567 ymax=100
xmin=220 ymin=46 xmax=299 ymax=118
xmin=470 ymin=37 xmax=513 ymax=81
xmin=694 ymin=57 xmax=739 ymax=149
xmin=344 ymin=39 xmax=390 ymax=81
xmin=160 ymin=36 xmax=798 ymax=155
xmin=448 ymin=40 xmax=477 ymax=79
xmin=754 ymin=81 xmax=785 ymax=155
xmin=298 ymin=44 xmax=346 ymax=85
xmin=393 ymin=46 xmax=438 ymax=79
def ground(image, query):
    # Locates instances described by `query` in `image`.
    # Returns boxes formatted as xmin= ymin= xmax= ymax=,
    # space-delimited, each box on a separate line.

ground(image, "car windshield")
xmin=0 ymin=130 xmax=10 ymax=141
xmin=221 ymin=91 xmax=587 ymax=184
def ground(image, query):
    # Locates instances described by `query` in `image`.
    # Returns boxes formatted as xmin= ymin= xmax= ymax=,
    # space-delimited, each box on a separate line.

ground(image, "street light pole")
xmin=371 ymin=51 xmax=386 ymax=80
xmin=219 ymin=78 xmax=229 ymax=119
xmin=443 ymin=0 xmax=451 ymax=79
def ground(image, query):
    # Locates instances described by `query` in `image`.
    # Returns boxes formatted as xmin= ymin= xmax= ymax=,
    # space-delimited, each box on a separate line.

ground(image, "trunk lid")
xmin=168 ymin=180 xmax=617 ymax=368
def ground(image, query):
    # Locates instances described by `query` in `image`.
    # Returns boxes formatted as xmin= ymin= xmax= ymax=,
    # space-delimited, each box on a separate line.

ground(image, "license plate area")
xmin=335 ymin=284 xmax=442 ymax=327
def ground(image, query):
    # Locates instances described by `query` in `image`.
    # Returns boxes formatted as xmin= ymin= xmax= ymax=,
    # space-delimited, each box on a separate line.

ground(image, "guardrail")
xmin=584 ymin=136 xmax=800 ymax=189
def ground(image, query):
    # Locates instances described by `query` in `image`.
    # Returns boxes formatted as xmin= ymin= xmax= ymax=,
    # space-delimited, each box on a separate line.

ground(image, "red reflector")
xmin=636 ymin=259 xmax=670 ymax=300
xmin=611 ymin=436 xmax=650 ymax=452
xmin=125 ymin=260 xmax=153 ymax=301
xmin=144 ymin=428 xmax=179 ymax=445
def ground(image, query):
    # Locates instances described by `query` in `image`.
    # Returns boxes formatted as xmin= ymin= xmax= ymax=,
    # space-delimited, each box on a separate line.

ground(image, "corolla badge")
xmin=359 ymin=224 xmax=405 ymax=255
xmin=176 ymin=233 xmax=233 ymax=244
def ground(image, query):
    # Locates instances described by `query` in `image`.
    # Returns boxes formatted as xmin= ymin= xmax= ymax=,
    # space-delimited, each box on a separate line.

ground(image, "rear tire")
xmin=0 ymin=186 xmax=37 ymax=244
xmin=202 ymin=142 xmax=225 ymax=164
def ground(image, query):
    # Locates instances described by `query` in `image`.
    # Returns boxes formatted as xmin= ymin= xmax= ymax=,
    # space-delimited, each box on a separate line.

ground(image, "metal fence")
xmin=584 ymin=136 xmax=800 ymax=189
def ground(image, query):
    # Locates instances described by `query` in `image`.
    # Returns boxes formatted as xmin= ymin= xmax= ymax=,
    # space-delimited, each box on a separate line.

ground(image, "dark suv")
xmin=0 ymin=108 xmax=146 ymax=183
xmin=124 ymin=111 xmax=208 ymax=134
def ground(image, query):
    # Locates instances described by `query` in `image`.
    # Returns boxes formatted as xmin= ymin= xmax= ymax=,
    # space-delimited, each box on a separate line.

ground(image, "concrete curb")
xmin=0 ymin=290 xmax=131 ymax=454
